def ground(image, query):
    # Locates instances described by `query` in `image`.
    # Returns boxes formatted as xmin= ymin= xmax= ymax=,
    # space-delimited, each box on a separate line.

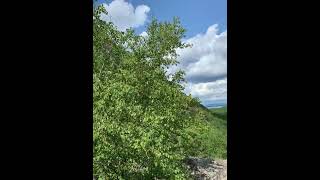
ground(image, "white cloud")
xmin=185 ymin=77 xmax=227 ymax=104
xmin=176 ymin=24 xmax=227 ymax=83
xmin=172 ymin=24 xmax=227 ymax=105
xmin=100 ymin=0 xmax=150 ymax=31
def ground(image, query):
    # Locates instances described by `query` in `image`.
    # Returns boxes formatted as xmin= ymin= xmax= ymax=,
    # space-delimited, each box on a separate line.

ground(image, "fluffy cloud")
xmin=100 ymin=0 xmax=150 ymax=31
xmin=174 ymin=24 xmax=227 ymax=105
xmin=177 ymin=24 xmax=227 ymax=83
xmin=185 ymin=78 xmax=227 ymax=104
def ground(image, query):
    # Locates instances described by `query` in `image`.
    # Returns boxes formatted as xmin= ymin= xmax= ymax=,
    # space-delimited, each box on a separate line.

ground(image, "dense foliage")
xmin=94 ymin=6 xmax=197 ymax=179
xmin=93 ymin=5 xmax=227 ymax=179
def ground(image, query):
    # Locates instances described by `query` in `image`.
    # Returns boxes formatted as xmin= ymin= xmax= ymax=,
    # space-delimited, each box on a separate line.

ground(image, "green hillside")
xmin=184 ymin=104 xmax=227 ymax=159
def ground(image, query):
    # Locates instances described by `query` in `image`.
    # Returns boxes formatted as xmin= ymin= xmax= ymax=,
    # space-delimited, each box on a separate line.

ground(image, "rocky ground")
xmin=185 ymin=157 xmax=227 ymax=180
xmin=93 ymin=157 xmax=227 ymax=180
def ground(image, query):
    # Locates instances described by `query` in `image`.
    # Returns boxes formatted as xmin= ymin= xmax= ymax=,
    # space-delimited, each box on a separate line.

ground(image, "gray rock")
xmin=185 ymin=157 xmax=227 ymax=180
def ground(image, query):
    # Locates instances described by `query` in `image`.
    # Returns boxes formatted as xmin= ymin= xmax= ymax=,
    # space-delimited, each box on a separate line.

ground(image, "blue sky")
xmin=96 ymin=0 xmax=227 ymax=38
xmin=95 ymin=0 xmax=227 ymax=106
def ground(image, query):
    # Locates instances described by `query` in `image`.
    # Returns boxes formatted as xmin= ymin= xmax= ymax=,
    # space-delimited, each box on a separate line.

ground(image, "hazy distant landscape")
xmin=206 ymin=103 xmax=227 ymax=109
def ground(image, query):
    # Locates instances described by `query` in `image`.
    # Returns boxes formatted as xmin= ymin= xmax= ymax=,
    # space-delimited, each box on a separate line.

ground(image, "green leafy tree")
xmin=93 ymin=5 xmax=199 ymax=179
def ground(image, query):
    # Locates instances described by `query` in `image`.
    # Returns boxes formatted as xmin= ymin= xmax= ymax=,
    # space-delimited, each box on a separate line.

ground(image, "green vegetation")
xmin=210 ymin=106 xmax=227 ymax=120
xmin=93 ymin=5 xmax=227 ymax=179
xmin=183 ymin=106 xmax=227 ymax=159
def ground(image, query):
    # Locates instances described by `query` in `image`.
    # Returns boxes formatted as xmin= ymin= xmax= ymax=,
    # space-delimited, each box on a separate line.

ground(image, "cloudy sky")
xmin=95 ymin=0 xmax=227 ymax=106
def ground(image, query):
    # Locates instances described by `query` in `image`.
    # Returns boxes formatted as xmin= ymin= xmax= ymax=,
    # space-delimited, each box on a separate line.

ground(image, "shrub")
xmin=93 ymin=5 xmax=197 ymax=179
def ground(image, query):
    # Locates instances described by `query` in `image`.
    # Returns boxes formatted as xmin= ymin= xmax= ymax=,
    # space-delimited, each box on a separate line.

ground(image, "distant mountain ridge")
xmin=204 ymin=103 xmax=227 ymax=109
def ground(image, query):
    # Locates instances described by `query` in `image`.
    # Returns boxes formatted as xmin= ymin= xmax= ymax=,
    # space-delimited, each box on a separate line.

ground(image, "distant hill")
xmin=205 ymin=102 xmax=227 ymax=109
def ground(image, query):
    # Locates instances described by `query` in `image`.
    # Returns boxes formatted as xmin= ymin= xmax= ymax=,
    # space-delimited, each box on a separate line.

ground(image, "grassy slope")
xmin=187 ymin=105 xmax=227 ymax=159
xmin=210 ymin=106 xmax=227 ymax=120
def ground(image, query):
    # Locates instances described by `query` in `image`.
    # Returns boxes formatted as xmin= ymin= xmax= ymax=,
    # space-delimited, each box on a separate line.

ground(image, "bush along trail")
xmin=93 ymin=5 xmax=227 ymax=180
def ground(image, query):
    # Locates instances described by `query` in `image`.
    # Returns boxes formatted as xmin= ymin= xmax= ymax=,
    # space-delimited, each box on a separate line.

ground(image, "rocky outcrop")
xmin=185 ymin=157 xmax=227 ymax=180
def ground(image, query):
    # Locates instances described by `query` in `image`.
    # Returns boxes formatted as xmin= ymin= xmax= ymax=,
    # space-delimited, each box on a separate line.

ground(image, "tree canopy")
xmin=93 ymin=5 xmax=208 ymax=179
